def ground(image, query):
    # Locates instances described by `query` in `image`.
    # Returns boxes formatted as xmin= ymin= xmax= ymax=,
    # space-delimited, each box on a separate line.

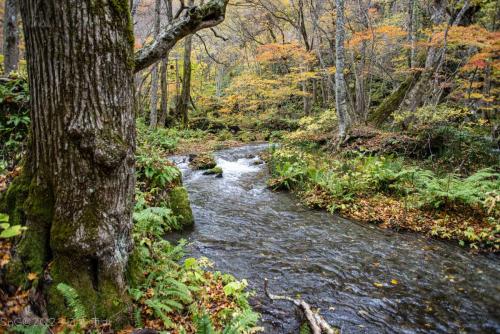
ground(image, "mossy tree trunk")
xmin=18 ymin=0 xmax=136 ymax=321
xmin=6 ymin=0 xmax=228 ymax=323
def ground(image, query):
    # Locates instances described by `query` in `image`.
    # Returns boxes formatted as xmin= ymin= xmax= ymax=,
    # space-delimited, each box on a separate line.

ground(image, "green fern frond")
xmin=56 ymin=283 xmax=87 ymax=320
xmin=222 ymin=310 xmax=260 ymax=334
xmin=196 ymin=314 xmax=216 ymax=334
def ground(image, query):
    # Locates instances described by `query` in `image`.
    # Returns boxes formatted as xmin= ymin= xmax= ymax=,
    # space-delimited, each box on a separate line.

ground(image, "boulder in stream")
xmin=165 ymin=186 xmax=194 ymax=227
xmin=203 ymin=166 xmax=223 ymax=178
xmin=189 ymin=153 xmax=217 ymax=170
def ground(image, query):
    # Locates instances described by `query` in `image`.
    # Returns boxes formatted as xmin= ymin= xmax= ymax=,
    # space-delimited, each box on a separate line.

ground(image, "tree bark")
xmin=158 ymin=0 xmax=173 ymax=127
xmin=3 ymin=0 xmax=20 ymax=75
xmin=178 ymin=0 xmax=194 ymax=127
xmin=407 ymin=0 xmax=416 ymax=68
xmin=158 ymin=56 xmax=169 ymax=126
xmin=334 ymin=0 xmax=350 ymax=144
xmin=16 ymin=0 xmax=135 ymax=320
xmin=149 ymin=0 xmax=161 ymax=129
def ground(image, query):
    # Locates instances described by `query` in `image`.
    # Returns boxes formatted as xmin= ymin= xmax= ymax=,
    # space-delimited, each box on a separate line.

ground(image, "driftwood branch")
xmin=264 ymin=278 xmax=335 ymax=334
xmin=134 ymin=0 xmax=228 ymax=72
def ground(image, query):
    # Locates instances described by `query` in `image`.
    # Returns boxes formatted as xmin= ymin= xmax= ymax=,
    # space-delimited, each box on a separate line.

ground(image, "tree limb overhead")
xmin=134 ymin=0 xmax=228 ymax=72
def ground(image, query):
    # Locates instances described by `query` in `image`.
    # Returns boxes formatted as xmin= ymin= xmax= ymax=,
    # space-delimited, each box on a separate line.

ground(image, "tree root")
xmin=264 ymin=278 xmax=336 ymax=334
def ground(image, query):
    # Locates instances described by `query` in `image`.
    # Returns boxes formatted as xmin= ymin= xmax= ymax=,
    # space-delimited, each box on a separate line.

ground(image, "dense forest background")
xmin=0 ymin=0 xmax=499 ymax=333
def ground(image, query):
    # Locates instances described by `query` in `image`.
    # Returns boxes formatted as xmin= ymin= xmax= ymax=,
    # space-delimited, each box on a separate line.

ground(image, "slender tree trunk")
xmin=16 ymin=0 xmax=135 ymax=320
xmin=407 ymin=0 xmax=416 ymax=68
xmin=3 ymin=0 xmax=20 ymax=75
xmin=158 ymin=56 xmax=169 ymax=126
xmin=335 ymin=0 xmax=350 ymax=144
xmin=149 ymin=0 xmax=161 ymax=128
xmin=175 ymin=55 xmax=180 ymax=106
xmin=179 ymin=34 xmax=193 ymax=127
xmin=215 ymin=64 xmax=224 ymax=97
xmin=158 ymin=0 xmax=173 ymax=127
xmin=178 ymin=0 xmax=194 ymax=127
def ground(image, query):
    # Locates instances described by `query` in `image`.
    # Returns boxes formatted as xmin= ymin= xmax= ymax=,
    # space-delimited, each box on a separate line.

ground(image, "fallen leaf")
xmin=391 ymin=279 xmax=399 ymax=285
xmin=27 ymin=272 xmax=38 ymax=281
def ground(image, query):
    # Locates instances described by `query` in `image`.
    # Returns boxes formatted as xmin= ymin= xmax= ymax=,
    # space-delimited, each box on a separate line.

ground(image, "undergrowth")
xmin=268 ymin=146 xmax=499 ymax=250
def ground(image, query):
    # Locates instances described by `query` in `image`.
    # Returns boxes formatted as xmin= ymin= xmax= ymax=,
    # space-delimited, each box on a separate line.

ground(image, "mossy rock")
xmin=203 ymin=166 xmax=223 ymax=178
xmin=189 ymin=153 xmax=216 ymax=170
xmin=166 ymin=186 xmax=194 ymax=228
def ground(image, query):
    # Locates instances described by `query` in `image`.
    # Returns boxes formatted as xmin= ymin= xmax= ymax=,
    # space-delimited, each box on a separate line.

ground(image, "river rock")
xmin=189 ymin=153 xmax=217 ymax=170
xmin=203 ymin=166 xmax=223 ymax=178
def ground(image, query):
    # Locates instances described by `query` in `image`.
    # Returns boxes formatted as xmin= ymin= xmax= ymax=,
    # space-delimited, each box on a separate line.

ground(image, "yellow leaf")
xmin=373 ymin=282 xmax=383 ymax=288
xmin=27 ymin=272 xmax=38 ymax=281
xmin=391 ymin=279 xmax=399 ymax=285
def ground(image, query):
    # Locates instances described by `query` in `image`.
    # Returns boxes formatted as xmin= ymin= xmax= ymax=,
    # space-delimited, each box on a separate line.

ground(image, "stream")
xmin=170 ymin=144 xmax=500 ymax=334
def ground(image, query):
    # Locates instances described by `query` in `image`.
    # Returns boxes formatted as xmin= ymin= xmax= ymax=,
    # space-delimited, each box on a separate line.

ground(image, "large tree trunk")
xmin=3 ymin=0 xmax=20 ymax=75
xmin=10 ymin=0 xmax=136 ymax=321
xmin=334 ymin=0 xmax=350 ymax=144
xmin=1 ymin=0 xmax=229 ymax=324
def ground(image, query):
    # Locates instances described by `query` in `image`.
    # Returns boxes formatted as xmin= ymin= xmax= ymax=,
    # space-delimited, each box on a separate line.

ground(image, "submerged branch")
xmin=264 ymin=278 xmax=336 ymax=334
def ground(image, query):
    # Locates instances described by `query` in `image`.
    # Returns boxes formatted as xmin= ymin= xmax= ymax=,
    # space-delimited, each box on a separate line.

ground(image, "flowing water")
xmin=170 ymin=144 xmax=500 ymax=334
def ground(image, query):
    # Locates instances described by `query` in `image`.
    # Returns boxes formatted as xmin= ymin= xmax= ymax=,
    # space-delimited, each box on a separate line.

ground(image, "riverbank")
xmin=267 ymin=133 xmax=499 ymax=252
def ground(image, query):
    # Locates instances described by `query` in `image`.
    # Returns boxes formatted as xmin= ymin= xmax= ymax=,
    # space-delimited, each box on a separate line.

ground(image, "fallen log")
xmin=264 ymin=278 xmax=336 ymax=334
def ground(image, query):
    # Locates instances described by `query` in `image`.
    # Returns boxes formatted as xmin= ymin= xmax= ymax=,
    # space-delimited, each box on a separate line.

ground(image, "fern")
xmin=196 ymin=314 xmax=216 ymax=334
xmin=222 ymin=310 xmax=260 ymax=334
xmin=56 ymin=283 xmax=87 ymax=320
xmin=145 ymin=299 xmax=174 ymax=328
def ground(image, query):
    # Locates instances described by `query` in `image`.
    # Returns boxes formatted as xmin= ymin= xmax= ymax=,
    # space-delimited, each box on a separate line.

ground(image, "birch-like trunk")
xmin=335 ymin=0 xmax=350 ymax=143
xmin=149 ymin=0 xmax=161 ymax=128
xmin=3 ymin=0 xmax=20 ymax=75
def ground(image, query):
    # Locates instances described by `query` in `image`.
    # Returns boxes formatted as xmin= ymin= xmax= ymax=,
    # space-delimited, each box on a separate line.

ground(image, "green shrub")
xmin=0 ymin=75 xmax=30 ymax=167
xmin=136 ymin=147 xmax=181 ymax=189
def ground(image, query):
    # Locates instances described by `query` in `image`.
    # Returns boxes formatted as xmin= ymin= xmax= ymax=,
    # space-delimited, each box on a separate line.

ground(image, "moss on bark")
xmin=1 ymin=171 xmax=54 ymax=286
xmin=369 ymin=73 xmax=421 ymax=127
xmin=48 ymin=255 xmax=131 ymax=326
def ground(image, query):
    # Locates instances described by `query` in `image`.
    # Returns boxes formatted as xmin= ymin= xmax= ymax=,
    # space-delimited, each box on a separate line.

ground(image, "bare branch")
xmin=134 ymin=0 xmax=228 ymax=73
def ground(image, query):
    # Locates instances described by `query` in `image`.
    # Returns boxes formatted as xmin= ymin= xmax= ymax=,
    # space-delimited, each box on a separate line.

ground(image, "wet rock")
xmin=203 ymin=166 xmax=223 ymax=178
xmin=165 ymin=186 xmax=194 ymax=227
xmin=189 ymin=153 xmax=216 ymax=170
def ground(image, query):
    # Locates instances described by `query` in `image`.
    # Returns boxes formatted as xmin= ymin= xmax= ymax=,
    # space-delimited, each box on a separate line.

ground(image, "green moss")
xmin=126 ymin=247 xmax=144 ymax=288
xmin=96 ymin=277 xmax=132 ymax=327
xmin=48 ymin=255 xmax=131 ymax=327
xmin=0 ymin=172 xmax=30 ymax=224
xmin=189 ymin=153 xmax=217 ymax=170
xmin=47 ymin=255 xmax=97 ymax=318
xmin=3 ymin=173 xmax=54 ymax=286
xmin=203 ymin=166 xmax=223 ymax=177
xmin=369 ymin=73 xmax=420 ymax=127
xmin=109 ymin=0 xmax=135 ymax=68
xmin=167 ymin=187 xmax=194 ymax=228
